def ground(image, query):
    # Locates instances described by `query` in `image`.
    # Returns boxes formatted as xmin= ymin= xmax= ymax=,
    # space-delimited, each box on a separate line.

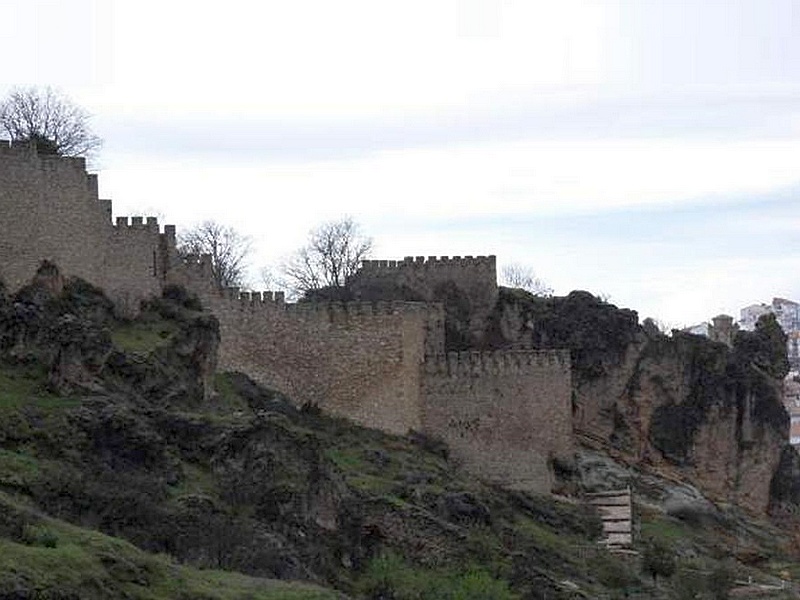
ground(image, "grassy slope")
xmin=2 ymin=290 xmax=800 ymax=599
xmin=0 ymin=348 xmax=601 ymax=599
xmin=0 ymin=493 xmax=337 ymax=600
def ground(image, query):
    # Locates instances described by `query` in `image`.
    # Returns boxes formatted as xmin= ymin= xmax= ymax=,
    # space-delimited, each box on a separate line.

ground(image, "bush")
xmin=160 ymin=284 xmax=203 ymax=312
xmin=22 ymin=523 xmax=59 ymax=548
xmin=707 ymin=562 xmax=735 ymax=600
xmin=671 ymin=567 xmax=706 ymax=600
xmin=642 ymin=537 xmax=676 ymax=583
xmin=357 ymin=552 xmax=517 ymax=600
xmin=590 ymin=552 xmax=637 ymax=590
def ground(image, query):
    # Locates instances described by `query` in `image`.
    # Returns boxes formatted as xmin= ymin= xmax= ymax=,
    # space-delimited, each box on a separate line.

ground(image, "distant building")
xmin=773 ymin=298 xmax=800 ymax=333
xmin=740 ymin=298 xmax=800 ymax=369
xmin=740 ymin=303 xmax=774 ymax=331
xmin=682 ymin=314 xmax=737 ymax=347
xmin=685 ymin=322 xmax=710 ymax=337
xmin=784 ymin=376 xmax=800 ymax=446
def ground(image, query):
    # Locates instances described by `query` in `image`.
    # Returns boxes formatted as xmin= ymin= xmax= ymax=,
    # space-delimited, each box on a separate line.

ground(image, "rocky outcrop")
xmin=491 ymin=289 xmax=793 ymax=515
xmin=0 ymin=263 xmax=220 ymax=403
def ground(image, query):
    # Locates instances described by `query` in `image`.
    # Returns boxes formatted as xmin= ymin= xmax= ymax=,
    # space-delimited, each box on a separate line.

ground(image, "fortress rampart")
xmin=0 ymin=140 xmax=175 ymax=314
xmin=348 ymin=255 xmax=499 ymax=344
xmin=196 ymin=288 xmax=444 ymax=434
xmin=359 ymin=254 xmax=497 ymax=270
xmin=1 ymin=145 xmax=574 ymax=494
xmin=422 ymin=350 xmax=573 ymax=491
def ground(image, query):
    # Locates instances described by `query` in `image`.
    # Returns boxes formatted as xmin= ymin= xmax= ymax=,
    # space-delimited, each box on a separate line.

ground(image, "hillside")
xmin=2 ymin=268 xmax=800 ymax=599
xmin=488 ymin=288 xmax=796 ymax=515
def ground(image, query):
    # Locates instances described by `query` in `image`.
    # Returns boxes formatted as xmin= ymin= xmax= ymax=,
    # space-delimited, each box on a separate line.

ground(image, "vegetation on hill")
xmin=2 ymin=268 xmax=800 ymax=598
xmin=490 ymin=288 xmax=794 ymax=506
xmin=486 ymin=288 xmax=641 ymax=379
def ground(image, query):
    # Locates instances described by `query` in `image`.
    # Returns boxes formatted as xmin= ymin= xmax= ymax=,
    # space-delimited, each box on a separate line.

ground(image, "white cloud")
xmin=6 ymin=0 xmax=800 ymax=324
xmin=0 ymin=1 xmax=111 ymax=87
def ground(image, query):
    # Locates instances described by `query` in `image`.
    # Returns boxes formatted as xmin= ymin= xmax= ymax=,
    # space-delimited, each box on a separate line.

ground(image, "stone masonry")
xmin=0 ymin=142 xmax=574 ymax=493
xmin=0 ymin=140 xmax=176 ymax=315
xmin=348 ymin=256 xmax=499 ymax=342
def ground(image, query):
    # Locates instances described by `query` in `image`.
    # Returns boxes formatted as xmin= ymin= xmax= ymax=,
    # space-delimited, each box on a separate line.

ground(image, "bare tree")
xmin=178 ymin=221 xmax=252 ymax=289
xmin=0 ymin=87 xmax=102 ymax=161
xmin=281 ymin=217 xmax=372 ymax=297
xmin=500 ymin=263 xmax=553 ymax=297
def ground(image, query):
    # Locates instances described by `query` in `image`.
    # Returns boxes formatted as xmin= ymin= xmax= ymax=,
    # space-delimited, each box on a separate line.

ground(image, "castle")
xmin=0 ymin=140 xmax=573 ymax=493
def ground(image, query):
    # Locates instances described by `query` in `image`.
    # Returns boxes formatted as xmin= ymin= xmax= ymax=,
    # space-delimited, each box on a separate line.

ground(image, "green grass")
xmin=0 ymin=493 xmax=340 ymax=600
xmin=325 ymin=447 xmax=367 ymax=472
xmin=514 ymin=514 xmax=579 ymax=553
xmin=0 ymin=363 xmax=45 ymax=404
xmin=167 ymin=463 xmax=219 ymax=499
xmin=0 ymin=448 xmax=43 ymax=490
xmin=110 ymin=319 xmax=179 ymax=355
xmin=640 ymin=514 xmax=695 ymax=544
xmin=0 ymin=362 xmax=79 ymax=412
xmin=323 ymin=431 xmax=451 ymax=500
xmin=213 ymin=372 xmax=252 ymax=413
xmin=356 ymin=551 xmax=518 ymax=600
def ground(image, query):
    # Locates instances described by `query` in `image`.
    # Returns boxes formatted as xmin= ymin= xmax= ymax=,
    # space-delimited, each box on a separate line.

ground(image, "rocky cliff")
xmin=5 ymin=268 xmax=800 ymax=597
xmin=488 ymin=288 xmax=795 ymax=516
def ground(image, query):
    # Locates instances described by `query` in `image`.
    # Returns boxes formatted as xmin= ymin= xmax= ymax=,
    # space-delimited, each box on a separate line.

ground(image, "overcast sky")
xmin=2 ymin=0 xmax=799 ymax=326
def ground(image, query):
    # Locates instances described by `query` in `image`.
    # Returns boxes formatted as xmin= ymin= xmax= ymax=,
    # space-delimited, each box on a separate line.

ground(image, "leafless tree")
xmin=259 ymin=265 xmax=276 ymax=290
xmin=281 ymin=217 xmax=372 ymax=297
xmin=500 ymin=263 xmax=553 ymax=297
xmin=178 ymin=221 xmax=252 ymax=289
xmin=0 ymin=87 xmax=102 ymax=161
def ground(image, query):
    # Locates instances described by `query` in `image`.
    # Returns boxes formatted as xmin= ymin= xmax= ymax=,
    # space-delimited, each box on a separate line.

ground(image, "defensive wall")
xmin=197 ymin=284 xmax=445 ymax=435
xmin=0 ymin=145 xmax=574 ymax=494
xmin=188 ymin=274 xmax=574 ymax=492
xmin=422 ymin=350 xmax=573 ymax=492
xmin=0 ymin=140 xmax=175 ymax=314
xmin=348 ymin=255 xmax=498 ymax=342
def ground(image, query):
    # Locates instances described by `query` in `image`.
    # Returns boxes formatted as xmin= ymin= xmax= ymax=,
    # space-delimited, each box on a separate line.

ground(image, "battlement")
xmin=284 ymin=299 xmax=437 ymax=319
xmin=221 ymin=288 xmax=286 ymax=305
xmin=114 ymin=216 xmax=163 ymax=233
xmin=424 ymin=349 xmax=570 ymax=376
xmin=212 ymin=287 xmax=441 ymax=320
xmin=0 ymin=139 xmax=34 ymax=156
xmin=349 ymin=254 xmax=498 ymax=346
xmin=1 ymin=142 xmax=572 ymax=494
xmin=0 ymin=139 xmax=87 ymax=171
xmin=359 ymin=255 xmax=496 ymax=271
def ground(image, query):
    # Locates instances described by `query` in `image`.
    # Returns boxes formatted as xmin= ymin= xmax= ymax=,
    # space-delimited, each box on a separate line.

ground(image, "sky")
xmin=1 ymin=0 xmax=799 ymax=327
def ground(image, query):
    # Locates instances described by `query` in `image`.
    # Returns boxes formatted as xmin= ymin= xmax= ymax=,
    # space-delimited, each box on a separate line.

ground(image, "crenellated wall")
xmin=0 ymin=140 xmax=175 ymax=314
xmin=1 ymin=144 xmax=574 ymax=494
xmin=422 ymin=350 xmax=573 ymax=492
xmin=348 ymin=255 xmax=499 ymax=343
xmin=195 ymin=287 xmax=446 ymax=435
xmin=186 ymin=276 xmax=573 ymax=493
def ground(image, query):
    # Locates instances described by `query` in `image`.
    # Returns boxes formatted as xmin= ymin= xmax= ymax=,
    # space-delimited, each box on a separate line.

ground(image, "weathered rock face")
xmin=769 ymin=445 xmax=800 ymax=519
xmin=0 ymin=266 xmax=220 ymax=404
xmin=490 ymin=289 xmax=792 ymax=515
xmin=592 ymin=332 xmax=788 ymax=514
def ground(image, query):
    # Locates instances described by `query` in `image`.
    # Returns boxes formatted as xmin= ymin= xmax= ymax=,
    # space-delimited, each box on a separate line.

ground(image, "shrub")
xmin=357 ymin=552 xmax=517 ymax=600
xmin=21 ymin=523 xmax=59 ymax=548
xmin=642 ymin=537 xmax=676 ymax=584
xmin=707 ymin=562 xmax=735 ymax=600
xmin=590 ymin=551 xmax=637 ymax=590
xmin=160 ymin=284 xmax=203 ymax=312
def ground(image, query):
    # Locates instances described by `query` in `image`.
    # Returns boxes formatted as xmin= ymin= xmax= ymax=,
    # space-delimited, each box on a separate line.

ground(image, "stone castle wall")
xmin=199 ymin=287 xmax=445 ymax=435
xmin=422 ymin=350 xmax=573 ymax=491
xmin=1 ymin=146 xmax=575 ymax=494
xmin=0 ymin=140 xmax=174 ymax=314
xmin=348 ymin=255 xmax=499 ymax=341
